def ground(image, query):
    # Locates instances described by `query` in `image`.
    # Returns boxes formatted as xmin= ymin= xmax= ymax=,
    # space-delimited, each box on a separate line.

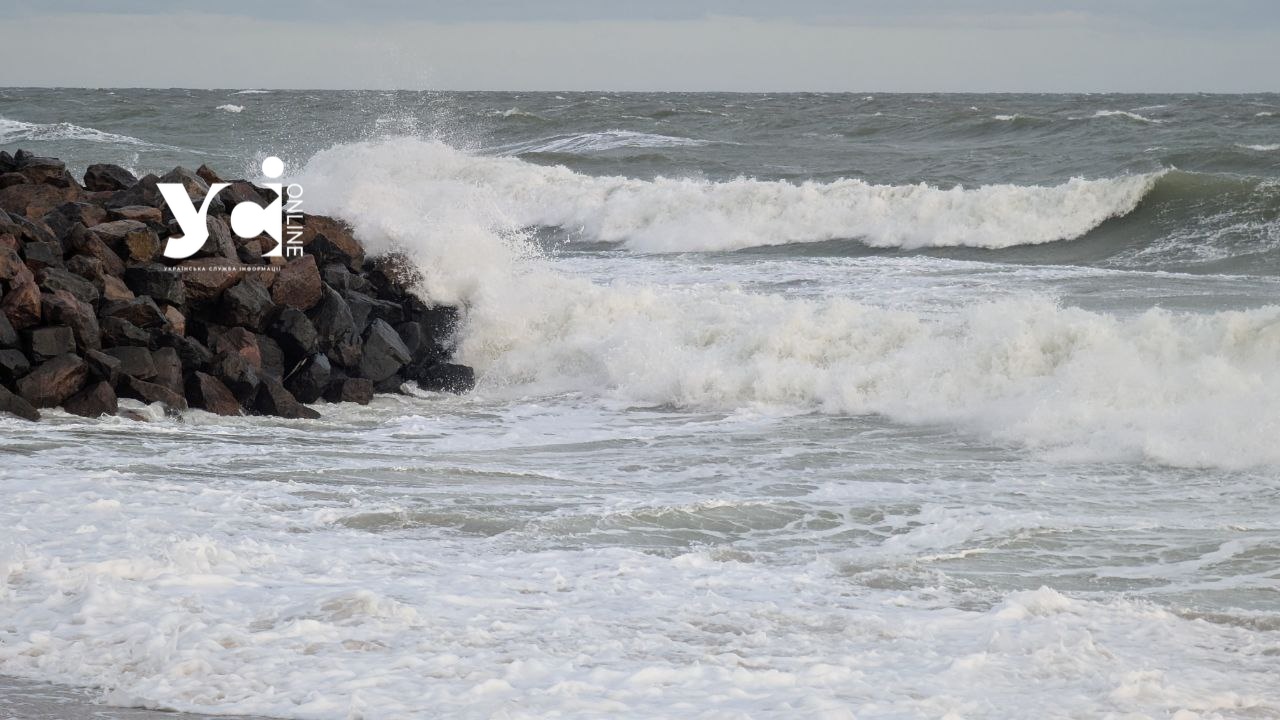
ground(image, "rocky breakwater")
xmin=0 ymin=149 xmax=474 ymax=422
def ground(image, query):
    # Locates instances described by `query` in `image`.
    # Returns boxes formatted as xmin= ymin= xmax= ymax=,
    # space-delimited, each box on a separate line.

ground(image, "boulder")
xmin=219 ymin=277 xmax=275 ymax=330
xmin=17 ymin=353 xmax=88 ymax=407
xmin=210 ymin=351 xmax=260 ymax=404
xmin=16 ymin=156 xmax=70 ymax=186
xmin=42 ymin=202 xmax=106 ymax=239
xmin=63 ymin=255 xmax=108 ymax=291
xmin=100 ymin=316 xmax=151 ymax=347
xmin=309 ymin=285 xmax=360 ymax=368
xmin=324 ymin=377 xmax=373 ymax=405
xmin=0 ymin=183 xmax=72 ymax=219
xmin=271 ymin=307 xmax=318 ymax=363
xmin=101 ymin=296 xmax=166 ymax=329
xmin=162 ymin=305 xmax=185 ymax=336
xmin=0 ymin=384 xmax=39 ymax=421
xmin=358 ymin=319 xmax=411 ymax=382
xmin=108 ymin=205 xmax=162 ymax=224
xmin=102 ymin=275 xmax=135 ymax=302
xmin=151 ymin=347 xmax=183 ymax=395
xmin=2 ymin=268 xmax=42 ymax=329
xmin=72 ymin=228 xmax=126 ymax=277
xmin=37 ymin=267 xmax=99 ymax=306
xmin=298 ymin=215 xmax=364 ymax=271
xmin=27 ymin=325 xmax=75 ymax=361
xmin=198 ymin=216 xmax=237 ymax=261
xmin=178 ymin=258 xmax=244 ymax=305
xmin=0 ymin=348 xmax=32 ymax=384
xmin=120 ymin=375 xmax=188 ymax=411
xmin=257 ymin=334 xmax=285 ymax=379
xmin=186 ymin=372 xmax=241 ymax=416
xmin=209 ymin=326 xmax=262 ymax=369
xmin=41 ymin=290 xmax=101 ymax=351
xmin=255 ymin=376 xmax=320 ymax=419
xmin=84 ymin=164 xmax=138 ymax=192
xmin=195 ymin=164 xmax=225 ymax=185
xmin=0 ymin=312 xmax=17 ymax=349
xmin=84 ymin=348 xmax=122 ymax=386
xmin=0 ymin=245 xmax=24 ymax=281
xmin=90 ymin=219 xmax=148 ymax=250
xmin=63 ymin=381 xmax=118 ymax=418
xmin=104 ymin=346 xmax=157 ymax=380
xmin=271 ymin=254 xmax=322 ymax=310
xmin=285 ymin=353 xmax=330 ymax=403
xmin=21 ymin=241 xmax=62 ymax=273
xmin=123 ymin=227 xmax=163 ymax=262
xmin=106 ymin=174 xmax=162 ymax=209
xmin=406 ymin=361 xmax=476 ymax=394
xmin=123 ymin=265 xmax=185 ymax=306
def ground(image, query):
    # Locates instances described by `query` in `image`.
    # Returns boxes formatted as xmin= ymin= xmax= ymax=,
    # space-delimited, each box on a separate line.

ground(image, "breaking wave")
xmin=296 ymin=138 xmax=1280 ymax=468
xmin=495 ymin=130 xmax=710 ymax=155
xmin=0 ymin=116 xmax=180 ymax=149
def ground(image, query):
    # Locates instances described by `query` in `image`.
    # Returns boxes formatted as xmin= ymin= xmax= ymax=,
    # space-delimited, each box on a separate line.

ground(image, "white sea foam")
xmin=1080 ymin=109 xmax=1165 ymax=124
xmin=1240 ymin=143 xmax=1280 ymax=151
xmin=216 ymin=104 xmax=244 ymax=113
xmin=495 ymin=129 xmax=708 ymax=155
xmin=321 ymin=138 xmax=1155 ymax=253
xmin=232 ymin=89 xmax=272 ymax=94
xmin=296 ymin=138 xmax=1280 ymax=469
xmin=0 ymin=117 xmax=176 ymax=148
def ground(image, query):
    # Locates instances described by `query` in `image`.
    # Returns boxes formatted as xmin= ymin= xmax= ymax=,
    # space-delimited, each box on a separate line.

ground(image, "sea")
xmin=1 ymin=89 xmax=1278 ymax=719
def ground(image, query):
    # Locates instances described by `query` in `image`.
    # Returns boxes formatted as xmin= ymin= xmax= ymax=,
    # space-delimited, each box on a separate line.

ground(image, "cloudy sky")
xmin=2 ymin=1 xmax=1277 ymax=91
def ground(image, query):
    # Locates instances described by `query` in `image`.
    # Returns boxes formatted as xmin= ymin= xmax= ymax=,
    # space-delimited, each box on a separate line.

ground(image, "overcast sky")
xmin=1 ymin=1 xmax=1277 ymax=91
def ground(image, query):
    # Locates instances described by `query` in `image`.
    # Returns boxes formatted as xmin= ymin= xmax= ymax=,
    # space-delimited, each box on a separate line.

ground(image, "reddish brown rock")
xmin=163 ymin=305 xmax=185 ymax=336
xmin=124 ymin=227 xmax=162 ymax=262
xmin=298 ymin=215 xmax=364 ymax=271
xmin=41 ymin=290 xmax=101 ymax=351
xmin=210 ymin=326 xmax=263 ymax=369
xmin=0 ymin=384 xmax=40 ymax=421
xmin=186 ymin=371 xmax=241 ymax=416
xmin=271 ymin=254 xmax=322 ymax=310
xmin=107 ymin=205 xmax=162 ymax=224
xmin=63 ymin=381 xmax=118 ymax=418
xmin=0 ymin=183 xmax=73 ymax=219
xmin=178 ymin=258 xmax=244 ymax=304
xmin=255 ymin=376 xmax=320 ymax=419
xmin=102 ymin=275 xmax=135 ymax=302
xmin=120 ymin=375 xmax=188 ymax=411
xmin=325 ymin=377 xmax=373 ymax=405
xmin=2 ymin=267 xmax=42 ymax=330
xmin=17 ymin=353 xmax=88 ymax=408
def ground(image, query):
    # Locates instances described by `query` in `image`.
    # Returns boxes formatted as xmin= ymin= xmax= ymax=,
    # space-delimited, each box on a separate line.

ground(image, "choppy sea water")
xmin=1 ymin=90 xmax=1279 ymax=719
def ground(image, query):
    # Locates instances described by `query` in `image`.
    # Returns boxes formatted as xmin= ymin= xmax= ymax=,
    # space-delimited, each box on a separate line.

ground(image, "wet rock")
xmin=255 ymin=376 xmax=320 ymax=419
xmin=84 ymin=164 xmax=138 ymax=192
xmin=209 ymin=326 xmax=262 ymax=369
xmin=63 ymin=381 xmax=118 ymax=418
xmin=27 ymin=325 xmax=76 ymax=362
xmin=210 ymin=351 xmax=260 ymax=403
xmin=309 ymin=284 xmax=361 ymax=368
xmin=219 ymin=277 xmax=275 ymax=330
xmin=151 ymin=347 xmax=183 ymax=395
xmin=321 ymin=261 xmax=370 ymax=293
xmin=186 ymin=371 xmax=241 ymax=416
xmin=106 ymin=174 xmax=163 ymax=209
xmin=104 ymin=345 xmax=157 ymax=380
xmin=38 ymin=266 xmax=100 ymax=305
xmin=101 ymin=296 xmax=166 ymax=328
xmin=153 ymin=332 xmax=212 ymax=369
xmin=406 ymin=361 xmax=476 ymax=393
xmin=123 ymin=265 xmax=185 ymax=306
xmin=41 ymin=290 xmax=101 ymax=351
xmin=257 ymin=334 xmax=285 ymax=379
xmin=195 ymin=164 xmax=225 ymax=185
xmin=0 ymin=348 xmax=32 ymax=384
xmin=344 ymin=290 xmax=373 ymax=333
xmin=271 ymin=307 xmax=318 ymax=364
xmin=17 ymin=353 xmax=88 ymax=407
xmin=84 ymin=348 xmax=122 ymax=386
xmin=120 ymin=375 xmax=188 ymax=411
xmin=285 ymin=353 xmax=330 ymax=403
xmin=359 ymin=319 xmax=411 ymax=383
xmin=271 ymin=254 xmax=322 ymax=310
xmin=0 ymin=384 xmax=40 ymax=421
xmin=325 ymin=376 xmax=373 ymax=405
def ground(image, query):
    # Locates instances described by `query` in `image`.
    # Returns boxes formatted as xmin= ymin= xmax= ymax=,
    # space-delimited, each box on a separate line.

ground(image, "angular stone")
xmin=151 ymin=347 xmax=183 ymax=396
xmin=186 ymin=371 xmax=241 ymax=416
xmin=358 ymin=319 xmax=411 ymax=383
xmin=63 ymin=381 xmax=118 ymax=418
xmin=271 ymin=307 xmax=318 ymax=364
xmin=16 ymin=156 xmax=69 ymax=186
xmin=0 ymin=313 xmax=16 ymax=349
xmin=42 ymin=202 xmax=106 ymax=240
xmin=0 ymin=245 xmax=24 ymax=282
xmin=219 ymin=277 xmax=275 ymax=330
xmin=309 ymin=284 xmax=361 ymax=369
xmin=84 ymin=348 xmax=122 ymax=387
xmin=271 ymin=254 xmax=322 ymax=310
xmin=21 ymin=241 xmax=62 ymax=273
xmin=406 ymin=361 xmax=476 ymax=394
xmin=0 ymin=183 xmax=71 ymax=219
xmin=64 ymin=254 xmax=107 ymax=288
xmin=26 ymin=325 xmax=75 ymax=362
xmin=198 ymin=215 xmax=237 ymax=261
xmin=195 ymin=164 xmax=225 ymax=185
xmin=90 ymin=219 xmax=147 ymax=250
xmin=178 ymin=258 xmax=244 ymax=305
xmin=38 ymin=267 xmax=99 ymax=305
xmin=123 ymin=227 xmax=162 ymax=262
xmin=84 ymin=164 xmax=138 ymax=192
xmin=2 ymin=269 xmax=42 ymax=330
xmin=101 ymin=296 xmax=166 ymax=329
xmin=41 ymin=290 xmax=100 ymax=351
xmin=0 ymin=384 xmax=39 ymax=421
xmin=17 ymin=354 xmax=88 ymax=408
xmin=324 ymin=377 xmax=373 ymax=405
xmin=257 ymin=335 xmax=285 ymax=379
xmin=285 ymin=353 xmax=330 ymax=404
xmin=120 ymin=375 xmax=188 ymax=411
xmin=151 ymin=331 xmax=212 ymax=370
xmin=344 ymin=291 xmax=373 ymax=334
xmin=163 ymin=305 xmax=185 ymax=336
xmin=210 ymin=326 xmax=262 ymax=369
xmin=106 ymin=174 xmax=162 ymax=209
xmin=298 ymin=215 xmax=364 ymax=271
xmin=102 ymin=275 xmax=135 ymax=302
xmin=0 ymin=348 xmax=32 ymax=384
xmin=210 ymin=351 xmax=260 ymax=404
xmin=123 ymin=265 xmax=185 ymax=306
xmin=255 ymin=376 xmax=320 ymax=419
xmin=72 ymin=229 xmax=126 ymax=277
xmin=107 ymin=205 xmax=162 ymax=224
xmin=100 ymin=316 xmax=150 ymax=347
xmin=104 ymin=346 xmax=157 ymax=380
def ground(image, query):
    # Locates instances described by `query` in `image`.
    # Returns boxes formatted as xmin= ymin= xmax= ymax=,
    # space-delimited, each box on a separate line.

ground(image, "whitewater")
xmin=1 ymin=90 xmax=1279 ymax=719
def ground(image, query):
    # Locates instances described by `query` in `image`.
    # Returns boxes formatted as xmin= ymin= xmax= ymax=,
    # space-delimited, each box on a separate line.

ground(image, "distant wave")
xmin=494 ymin=130 xmax=709 ymax=155
xmin=216 ymin=104 xmax=244 ymax=113
xmin=1077 ymin=110 xmax=1165 ymax=124
xmin=1240 ymin=143 xmax=1280 ymax=151
xmin=0 ymin=116 xmax=183 ymax=150
xmin=232 ymin=89 xmax=271 ymax=95
xmin=1257 ymin=111 xmax=1276 ymax=118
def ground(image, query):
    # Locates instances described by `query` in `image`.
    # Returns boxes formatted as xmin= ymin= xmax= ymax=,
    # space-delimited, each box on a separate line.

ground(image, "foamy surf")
xmin=296 ymin=138 xmax=1280 ymax=469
